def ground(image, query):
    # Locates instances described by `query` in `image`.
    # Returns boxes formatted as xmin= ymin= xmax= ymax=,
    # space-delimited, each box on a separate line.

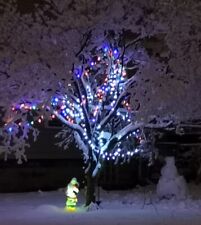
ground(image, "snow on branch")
xmin=53 ymin=110 xmax=85 ymax=138
xmin=101 ymin=122 xmax=144 ymax=153
xmin=51 ymin=35 xmax=146 ymax=178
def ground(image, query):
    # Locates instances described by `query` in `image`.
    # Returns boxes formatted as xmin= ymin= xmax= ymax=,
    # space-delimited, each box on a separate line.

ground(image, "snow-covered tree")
xmin=51 ymin=35 xmax=145 ymax=206
xmin=1 ymin=0 xmax=201 ymax=191
xmin=1 ymin=0 xmax=200 ymax=124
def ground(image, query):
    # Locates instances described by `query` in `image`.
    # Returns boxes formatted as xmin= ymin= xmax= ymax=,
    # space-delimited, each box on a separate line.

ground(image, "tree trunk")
xmin=85 ymin=158 xmax=103 ymax=207
xmin=85 ymin=171 xmax=96 ymax=206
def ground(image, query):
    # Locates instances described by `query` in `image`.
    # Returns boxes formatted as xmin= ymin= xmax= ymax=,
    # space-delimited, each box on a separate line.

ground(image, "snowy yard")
xmin=1 ymin=184 xmax=201 ymax=225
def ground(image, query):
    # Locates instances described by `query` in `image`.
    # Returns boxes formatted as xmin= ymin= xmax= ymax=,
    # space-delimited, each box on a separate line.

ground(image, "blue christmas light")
xmin=74 ymin=68 xmax=82 ymax=78
xmin=90 ymin=61 xmax=95 ymax=66
xmin=102 ymin=44 xmax=109 ymax=53
xmin=8 ymin=127 xmax=13 ymax=132
xmin=113 ymin=49 xmax=119 ymax=58
xmin=32 ymin=105 xmax=37 ymax=110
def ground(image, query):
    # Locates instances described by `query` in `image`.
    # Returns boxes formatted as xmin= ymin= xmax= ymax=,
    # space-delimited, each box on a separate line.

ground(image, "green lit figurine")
xmin=65 ymin=177 xmax=79 ymax=211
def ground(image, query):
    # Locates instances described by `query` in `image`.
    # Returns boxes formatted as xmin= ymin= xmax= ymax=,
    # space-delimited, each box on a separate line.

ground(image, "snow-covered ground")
xmin=1 ymin=184 xmax=201 ymax=225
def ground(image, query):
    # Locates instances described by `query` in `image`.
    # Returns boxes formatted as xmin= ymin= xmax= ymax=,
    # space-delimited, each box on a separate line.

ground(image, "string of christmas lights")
xmin=5 ymin=102 xmax=56 ymax=133
xmin=4 ymin=43 xmax=143 ymax=163
xmin=51 ymin=43 xmax=144 ymax=162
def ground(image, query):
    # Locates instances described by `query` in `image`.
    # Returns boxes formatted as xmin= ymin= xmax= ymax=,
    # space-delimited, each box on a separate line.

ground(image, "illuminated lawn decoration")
xmin=65 ymin=177 xmax=79 ymax=211
xmin=51 ymin=39 xmax=145 ymax=206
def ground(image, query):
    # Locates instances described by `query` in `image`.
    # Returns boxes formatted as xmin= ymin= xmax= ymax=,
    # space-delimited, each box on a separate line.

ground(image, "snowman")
xmin=157 ymin=157 xmax=187 ymax=200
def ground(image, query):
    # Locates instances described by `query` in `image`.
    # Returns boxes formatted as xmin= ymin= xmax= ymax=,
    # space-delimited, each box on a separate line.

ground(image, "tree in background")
xmin=2 ymin=0 xmax=201 ymax=128
xmin=1 ymin=0 xmax=201 ymax=154
xmin=51 ymin=35 xmax=145 ymax=206
xmin=1 ymin=0 xmax=201 ymax=188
